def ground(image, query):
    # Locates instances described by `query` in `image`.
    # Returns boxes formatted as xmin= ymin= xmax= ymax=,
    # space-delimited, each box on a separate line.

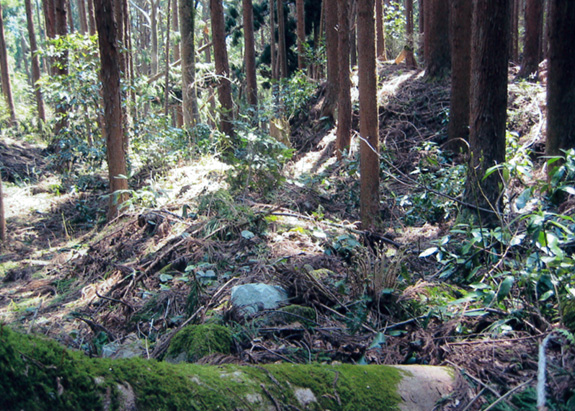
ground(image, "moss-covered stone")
xmin=166 ymin=323 xmax=232 ymax=362
xmin=274 ymin=304 xmax=317 ymax=327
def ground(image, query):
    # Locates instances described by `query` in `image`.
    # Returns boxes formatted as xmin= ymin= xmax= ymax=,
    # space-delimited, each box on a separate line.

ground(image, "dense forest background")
xmin=1 ymin=0 xmax=575 ymax=409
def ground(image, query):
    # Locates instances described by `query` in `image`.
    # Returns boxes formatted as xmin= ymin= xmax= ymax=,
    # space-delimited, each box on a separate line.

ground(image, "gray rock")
xmin=230 ymin=283 xmax=289 ymax=316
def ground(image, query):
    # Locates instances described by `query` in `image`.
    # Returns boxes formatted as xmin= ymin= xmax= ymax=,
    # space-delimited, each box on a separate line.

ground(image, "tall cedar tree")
xmin=269 ymin=0 xmax=277 ymax=79
xmin=25 ymin=0 xmax=46 ymax=123
xmin=94 ymin=0 xmax=129 ymax=219
xmin=296 ymin=0 xmax=305 ymax=69
xmin=0 ymin=3 xmax=16 ymax=125
xmin=322 ymin=0 xmax=339 ymax=121
xmin=77 ymin=0 xmax=88 ymax=34
xmin=509 ymin=0 xmax=519 ymax=63
xmin=405 ymin=0 xmax=417 ymax=68
xmin=87 ymin=0 xmax=96 ymax=35
xmin=0 ymin=176 xmax=5 ymax=244
xmin=243 ymin=0 xmax=258 ymax=107
xmin=336 ymin=0 xmax=351 ymax=159
xmin=425 ymin=0 xmax=450 ymax=78
xmin=210 ymin=0 xmax=234 ymax=137
xmin=180 ymin=0 xmax=200 ymax=126
xmin=518 ymin=0 xmax=544 ymax=79
xmin=465 ymin=0 xmax=510 ymax=221
xmin=358 ymin=0 xmax=380 ymax=228
xmin=546 ymin=1 xmax=575 ymax=176
xmin=277 ymin=0 xmax=288 ymax=78
xmin=375 ymin=0 xmax=386 ymax=59
xmin=447 ymin=0 xmax=472 ymax=150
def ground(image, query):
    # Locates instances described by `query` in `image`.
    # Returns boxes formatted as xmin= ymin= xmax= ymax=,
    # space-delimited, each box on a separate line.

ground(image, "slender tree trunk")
xmin=164 ymin=0 xmax=172 ymax=116
xmin=296 ymin=0 xmax=306 ymax=70
xmin=447 ymin=0 xmax=471 ymax=150
xmin=180 ymin=0 xmax=199 ymax=127
xmin=405 ymin=0 xmax=417 ymax=68
xmin=546 ymin=0 xmax=575 ymax=177
xmin=210 ymin=0 xmax=234 ymax=137
xmin=543 ymin=0 xmax=551 ymax=59
xmin=465 ymin=0 xmax=510 ymax=222
xmin=0 ymin=176 xmax=5 ymax=244
xmin=419 ymin=0 xmax=425 ymax=60
xmin=509 ymin=0 xmax=519 ymax=63
xmin=87 ymin=0 xmax=96 ymax=35
xmin=350 ymin=0 xmax=357 ymax=67
xmin=0 ymin=3 xmax=17 ymax=126
xmin=94 ymin=0 xmax=129 ymax=220
xmin=243 ymin=0 xmax=258 ymax=108
xmin=67 ymin=0 xmax=74 ymax=32
xmin=336 ymin=0 xmax=352 ymax=159
xmin=25 ymin=0 xmax=46 ymax=124
xmin=375 ymin=0 xmax=386 ymax=59
xmin=358 ymin=0 xmax=380 ymax=228
xmin=52 ymin=0 xmax=69 ymax=139
xmin=322 ymin=0 xmax=339 ymax=121
xmin=518 ymin=0 xmax=544 ymax=78
xmin=277 ymin=0 xmax=288 ymax=78
xmin=269 ymin=0 xmax=277 ymax=79
xmin=425 ymin=0 xmax=450 ymax=79
xmin=172 ymin=0 xmax=180 ymax=62
xmin=151 ymin=0 xmax=158 ymax=75
xmin=77 ymin=0 xmax=88 ymax=34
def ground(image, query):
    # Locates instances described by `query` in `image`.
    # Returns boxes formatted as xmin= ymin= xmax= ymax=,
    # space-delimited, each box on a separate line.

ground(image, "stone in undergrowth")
xmin=165 ymin=324 xmax=232 ymax=363
xmin=230 ymin=283 xmax=289 ymax=317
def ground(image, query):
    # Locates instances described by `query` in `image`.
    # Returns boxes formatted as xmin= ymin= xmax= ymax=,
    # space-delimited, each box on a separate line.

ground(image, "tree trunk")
xmin=518 ymin=0 xmax=544 ymax=78
xmin=164 ymin=0 xmax=172 ymax=116
xmin=405 ymin=0 xmax=417 ymax=68
xmin=322 ymin=0 xmax=339 ymax=121
xmin=67 ymin=0 xmax=74 ymax=32
xmin=94 ymin=0 xmax=129 ymax=220
xmin=546 ymin=0 xmax=575 ymax=177
xmin=447 ymin=0 xmax=472 ymax=150
xmin=25 ymin=0 xmax=46 ymax=124
xmin=0 ymin=176 xmax=5 ymax=244
xmin=465 ymin=0 xmax=510 ymax=222
xmin=86 ymin=0 xmax=96 ymax=35
xmin=375 ymin=0 xmax=386 ymax=59
xmin=419 ymin=0 xmax=425 ymax=60
xmin=0 ymin=326 xmax=455 ymax=411
xmin=243 ymin=0 xmax=258 ymax=108
xmin=296 ymin=0 xmax=306 ymax=70
xmin=172 ymin=0 xmax=180 ymax=62
xmin=336 ymin=0 xmax=352 ymax=159
xmin=277 ymin=0 xmax=288 ymax=78
xmin=150 ymin=0 xmax=159 ymax=75
xmin=180 ymin=0 xmax=200 ymax=127
xmin=0 ymin=3 xmax=17 ymax=126
xmin=77 ymin=0 xmax=88 ymax=34
xmin=53 ymin=0 xmax=69 ymax=139
xmin=358 ymin=0 xmax=380 ymax=228
xmin=210 ymin=0 xmax=234 ymax=138
xmin=509 ymin=0 xmax=519 ymax=63
xmin=269 ymin=0 xmax=277 ymax=79
xmin=425 ymin=0 xmax=450 ymax=79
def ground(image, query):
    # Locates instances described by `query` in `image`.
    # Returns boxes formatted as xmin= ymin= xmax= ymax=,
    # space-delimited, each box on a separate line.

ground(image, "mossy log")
xmin=0 ymin=325 xmax=454 ymax=410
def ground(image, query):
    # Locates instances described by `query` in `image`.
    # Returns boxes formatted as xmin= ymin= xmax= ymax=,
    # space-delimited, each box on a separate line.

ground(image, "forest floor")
xmin=1 ymin=62 xmax=573 ymax=410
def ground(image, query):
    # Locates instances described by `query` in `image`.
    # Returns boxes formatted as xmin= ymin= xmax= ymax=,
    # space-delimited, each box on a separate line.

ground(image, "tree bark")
xmin=0 ymin=176 xmax=5 ymax=244
xmin=509 ymin=0 xmax=519 ymax=63
xmin=322 ymin=0 xmax=339 ymax=121
xmin=518 ymin=0 xmax=544 ymax=79
xmin=25 ymin=0 xmax=46 ymax=124
xmin=87 ymin=0 xmax=96 ymax=35
xmin=447 ymin=0 xmax=472 ymax=150
xmin=277 ymin=0 xmax=288 ymax=78
xmin=405 ymin=0 xmax=417 ymax=68
xmin=375 ymin=0 xmax=386 ymax=59
xmin=164 ymin=0 xmax=172 ymax=116
xmin=296 ymin=0 xmax=306 ymax=70
xmin=546 ymin=0 xmax=575 ymax=176
xmin=150 ymin=0 xmax=159 ymax=75
xmin=336 ymin=0 xmax=352 ymax=159
xmin=94 ymin=0 xmax=129 ymax=220
xmin=180 ymin=0 xmax=200 ymax=127
xmin=358 ymin=0 xmax=380 ymax=228
xmin=77 ymin=0 xmax=88 ymax=34
xmin=210 ymin=0 xmax=234 ymax=138
xmin=0 ymin=3 xmax=17 ymax=126
xmin=269 ymin=0 xmax=277 ymax=79
xmin=425 ymin=0 xmax=450 ymax=79
xmin=465 ymin=0 xmax=510 ymax=222
xmin=243 ymin=0 xmax=258 ymax=108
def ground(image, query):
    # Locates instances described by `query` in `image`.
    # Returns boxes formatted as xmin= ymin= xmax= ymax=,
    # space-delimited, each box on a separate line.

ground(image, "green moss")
xmin=0 ymin=326 xmax=410 ymax=410
xmin=275 ymin=304 xmax=317 ymax=326
xmin=563 ymin=299 xmax=575 ymax=332
xmin=166 ymin=324 xmax=232 ymax=362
